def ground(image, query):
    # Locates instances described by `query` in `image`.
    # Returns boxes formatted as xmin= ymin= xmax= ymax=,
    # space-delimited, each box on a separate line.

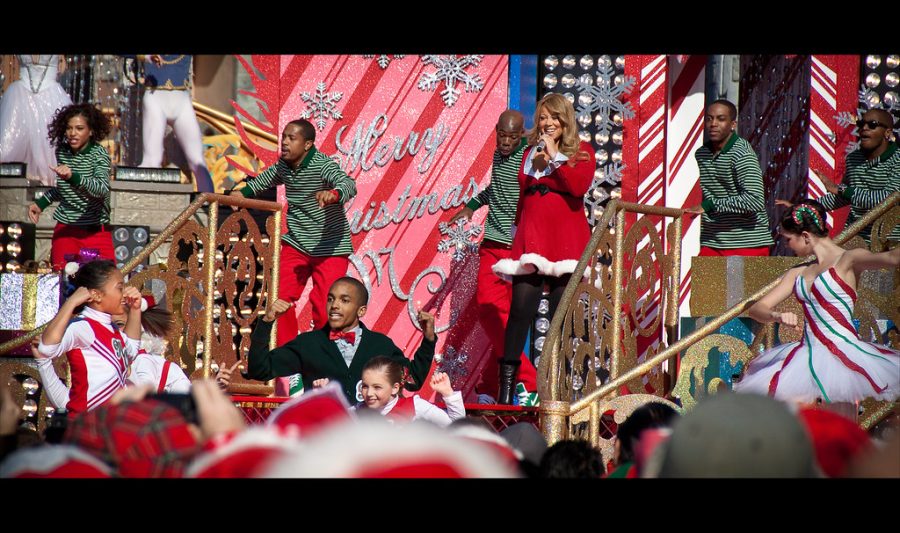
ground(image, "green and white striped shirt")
xmin=240 ymin=147 xmax=357 ymax=256
xmin=696 ymin=134 xmax=773 ymax=249
xmin=465 ymin=141 xmax=527 ymax=246
xmin=35 ymin=141 xmax=111 ymax=225
xmin=819 ymin=143 xmax=899 ymax=242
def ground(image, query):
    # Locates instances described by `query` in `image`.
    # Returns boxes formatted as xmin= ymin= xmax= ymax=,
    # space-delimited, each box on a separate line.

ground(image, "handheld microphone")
xmin=536 ymin=139 xmax=546 ymax=152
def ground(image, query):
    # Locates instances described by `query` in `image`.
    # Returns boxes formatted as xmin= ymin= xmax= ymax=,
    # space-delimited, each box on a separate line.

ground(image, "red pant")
xmin=276 ymin=244 xmax=349 ymax=347
xmin=699 ymin=245 xmax=770 ymax=257
xmin=50 ymin=223 xmax=116 ymax=270
xmin=474 ymin=240 xmax=537 ymax=395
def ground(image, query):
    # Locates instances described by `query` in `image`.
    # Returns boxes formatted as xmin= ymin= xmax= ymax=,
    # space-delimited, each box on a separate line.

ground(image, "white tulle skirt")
xmin=733 ymin=339 xmax=900 ymax=403
xmin=0 ymin=80 xmax=72 ymax=185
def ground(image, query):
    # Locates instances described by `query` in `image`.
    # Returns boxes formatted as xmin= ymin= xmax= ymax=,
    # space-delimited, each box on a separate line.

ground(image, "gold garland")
xmin=151 ymin=55 xmax=186 ymax=66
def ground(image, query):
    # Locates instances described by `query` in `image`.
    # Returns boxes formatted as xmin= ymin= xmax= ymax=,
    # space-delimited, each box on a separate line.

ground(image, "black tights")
xmin=502 ymin=273 xmax=571 ymax=364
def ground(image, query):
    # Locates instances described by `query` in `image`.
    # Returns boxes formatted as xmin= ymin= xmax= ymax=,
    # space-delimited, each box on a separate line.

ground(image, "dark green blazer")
xmin=247 ymin=320 xmax=435 ymax=402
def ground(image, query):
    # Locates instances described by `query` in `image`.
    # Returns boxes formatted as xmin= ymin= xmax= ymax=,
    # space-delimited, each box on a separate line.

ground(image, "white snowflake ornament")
xmin=418 ymin=55 xmax=485 ymax=107
xmin=300 ymin=82 xmax=343 ymax=130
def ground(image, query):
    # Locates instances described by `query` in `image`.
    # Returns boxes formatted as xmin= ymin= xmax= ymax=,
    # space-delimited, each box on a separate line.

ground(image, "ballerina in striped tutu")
xmin=734 ymin=200 xmax=900 ymax=406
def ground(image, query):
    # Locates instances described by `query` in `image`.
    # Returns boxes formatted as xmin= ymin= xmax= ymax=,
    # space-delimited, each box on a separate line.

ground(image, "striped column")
xmin=808 ymin=55 xmax=861 ymax=236
xmin=624 ymin=55 xmax=668 ymax=389
xmin=664 ymin=55 xmax=707 ymax=318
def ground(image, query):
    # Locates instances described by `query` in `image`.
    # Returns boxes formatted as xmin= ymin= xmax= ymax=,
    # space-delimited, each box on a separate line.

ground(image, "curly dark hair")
xmin=47 ymin=103 xmax=111 ymax=148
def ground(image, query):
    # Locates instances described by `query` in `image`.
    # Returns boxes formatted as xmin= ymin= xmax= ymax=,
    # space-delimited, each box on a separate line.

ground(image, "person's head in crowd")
xmin=499 ymin=422 xmax=548 ymax=478
xmin=615 ymin=401 xmax=679 ymax=466
xmin=798 ymin=407 xmax=872 ymax=478
xmin=540 ymin=439 xmax=605 ymax=478
xmin=654 ymin=393 xmax=817 ymax=478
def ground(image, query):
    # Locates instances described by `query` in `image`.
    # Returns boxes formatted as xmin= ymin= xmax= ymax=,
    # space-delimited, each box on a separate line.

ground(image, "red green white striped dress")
xmin=734 ymin=267 xmax=899 ymax=403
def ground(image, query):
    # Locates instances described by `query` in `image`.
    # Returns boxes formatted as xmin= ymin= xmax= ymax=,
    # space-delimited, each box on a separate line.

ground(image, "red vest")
xmin=384 ymin=395 xmax=417 ymax=422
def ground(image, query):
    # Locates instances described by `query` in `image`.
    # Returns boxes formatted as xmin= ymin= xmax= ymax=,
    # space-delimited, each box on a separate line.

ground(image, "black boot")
xmin=498 ymin=361 xmax=520 ymax=405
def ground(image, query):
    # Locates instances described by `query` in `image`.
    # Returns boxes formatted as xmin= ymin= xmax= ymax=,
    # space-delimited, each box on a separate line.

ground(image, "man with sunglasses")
xmin=778 ymin=109 xmax=898 ymax=242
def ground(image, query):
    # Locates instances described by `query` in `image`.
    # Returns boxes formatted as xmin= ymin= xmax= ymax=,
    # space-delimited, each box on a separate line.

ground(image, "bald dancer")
xmin=450 ymin=110 xmax=538 ymax=402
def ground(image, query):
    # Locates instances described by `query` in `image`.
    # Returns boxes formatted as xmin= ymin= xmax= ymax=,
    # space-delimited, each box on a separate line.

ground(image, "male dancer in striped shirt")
xmin=686 ymin=99 xmax=774 ymax=255
xmin=450 ymin=110 xmax=538 ymax=402
xmin=778 ymin=108 xmax=899 ymax=243
xmin=233 ymin=118 xmax=357 ymax=347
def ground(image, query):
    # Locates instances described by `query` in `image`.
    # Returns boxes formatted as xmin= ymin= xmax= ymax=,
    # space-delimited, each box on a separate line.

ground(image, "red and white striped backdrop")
xmin=807 ymin=55 xmax=860 ymax=236
xmin=664 ymin=56 xmax=707 ymax=317
xmin=623 ymin=55 xmax=668 ymax=391
xmin=233 ymin=55 xmax=508 ymax=399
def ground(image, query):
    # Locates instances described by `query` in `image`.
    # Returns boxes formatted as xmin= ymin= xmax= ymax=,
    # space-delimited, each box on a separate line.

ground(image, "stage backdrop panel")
xmin=231 ymin=55 xmax=508 ymax=400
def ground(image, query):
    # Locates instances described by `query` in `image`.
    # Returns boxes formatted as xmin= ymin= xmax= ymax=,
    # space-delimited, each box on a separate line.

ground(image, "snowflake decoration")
xmin=363 ymin=55 xmax=405 ymax=69
xmin=300 ymin=82 xmax=343 ymax=130
xmin=575 ymin=64 xmax=636 ymax=136
xmin=437 ymin=218 xmax=481 ymax=261
xmin=834 ymin=110 xmax=862 ymax=154
xmin=417 ymin=55 xmax=484 ymax=107
xmin=584 ymin=161 xmax=626 ymax=226
xmin=834 ymin=111 xmax=858 ymax=129
xmin=601 ymin=160 xmax=626 ymax=186
xmin=435 ymin=345 xmax=469 ymax=387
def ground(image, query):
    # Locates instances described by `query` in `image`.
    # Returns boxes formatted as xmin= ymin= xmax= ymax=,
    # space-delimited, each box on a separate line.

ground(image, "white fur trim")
xmin=492 ymin=253 xmax=579 ymax=278
xmin=265 ymin=381 xmax=354 ymax=429
xmin=140 ymin=297 xmax=149 ymax=312
xmin=64 ymin=262 xmax=80 ymax=277
xmin=0 ymin=445 xmax=112 ymax=478
xmin=262 ymin=419 xmax=519 ymax=478
xmin=449 ymin=425 xmax=524 ymax=461
xmin=140 ymin=332 xmax=168 ymax=356
xmin=184 ymin=427 xmax=303 ymax=478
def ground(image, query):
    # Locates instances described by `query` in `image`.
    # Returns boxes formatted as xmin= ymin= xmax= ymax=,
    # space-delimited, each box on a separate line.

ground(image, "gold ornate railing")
xmin=540 ymin=192 xmax=900 ymax=445
xmin=538 ymin=200 xmax=685 ymax=446
xmin=0 ymin=194 xmax=284 ymax=400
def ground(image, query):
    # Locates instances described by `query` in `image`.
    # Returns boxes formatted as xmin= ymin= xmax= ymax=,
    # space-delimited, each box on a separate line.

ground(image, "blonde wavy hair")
xmin=527 ymin=93 xmax=581 ymax=159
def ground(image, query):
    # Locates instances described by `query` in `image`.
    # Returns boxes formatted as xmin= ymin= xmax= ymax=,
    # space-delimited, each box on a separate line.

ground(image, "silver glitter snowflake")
xmin=834 ymin=111 xmax=858 ymax=129
xmin=300 ymin=82 xmax=343 ymax=130
xmin=834 ymin=110 xmax=862 ymax=154
xmin=418 ymin=55 xmax=484 ymax=107
xmin=575 ymin=64 xmax=636 ymax=136
xmin=584 ymin=161 xmax=626 ymax=226
xmin=435 ymin=345 xmax=469 ymax=387
xmin=437 ymin=218 xmax=482 ymax=261
xmin=363 ymin=55 xmax=405 ymax=69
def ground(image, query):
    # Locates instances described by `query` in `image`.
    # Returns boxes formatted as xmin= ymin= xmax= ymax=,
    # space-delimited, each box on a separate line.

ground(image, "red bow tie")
xmin=329 ymin=330 xmax=356 ymax=344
